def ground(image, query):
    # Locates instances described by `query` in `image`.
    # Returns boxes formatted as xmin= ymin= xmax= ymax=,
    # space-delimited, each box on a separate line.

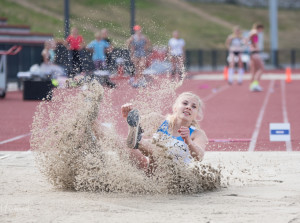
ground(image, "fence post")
xmin=291 ymin=49 xmax=296 ymax=69
xmin=185 ymin=50 xmax=191 ymax=70
xmin=274 ymin=49 xmax=279 ymax=68
xmin=212 ymin=50 xmax=217 ymax=70
xmin=197 ymin=49 xmax=203 ymax=69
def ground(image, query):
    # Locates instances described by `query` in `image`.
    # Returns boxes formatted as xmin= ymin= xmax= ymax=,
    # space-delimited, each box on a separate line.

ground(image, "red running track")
xmin=0 ymin=77 xmax=299 ymax=152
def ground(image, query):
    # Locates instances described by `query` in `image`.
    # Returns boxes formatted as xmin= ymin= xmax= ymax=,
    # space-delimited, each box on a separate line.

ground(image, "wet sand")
xmin=1 ymin=151 xmax=299 ymax=223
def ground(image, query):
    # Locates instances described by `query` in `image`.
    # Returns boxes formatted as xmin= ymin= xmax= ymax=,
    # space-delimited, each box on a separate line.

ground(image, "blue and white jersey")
xmin=153 ymin=120 xmax=195 ymax=164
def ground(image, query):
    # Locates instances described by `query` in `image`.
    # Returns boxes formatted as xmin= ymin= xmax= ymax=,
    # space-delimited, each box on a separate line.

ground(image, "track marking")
xmin=191 ymin=74 xmax=300 ymax=81
xmin=248 ymin=80 xmax=275 ymax=152
xmin=0 ymin=133 xmax=31 ymax=145
xmin=209 ymin=138 xmax=251 ymax=143
xmin=280 ymin=80 xmax=292 ymax=151
xmin=202 ymin=84 xmax=230 ymax=102
xmin=0 ymin=154 xmax=10 ymax=159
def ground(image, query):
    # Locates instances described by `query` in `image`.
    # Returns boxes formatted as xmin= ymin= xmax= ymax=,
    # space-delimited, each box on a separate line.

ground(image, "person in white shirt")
xmin=225 ymin=26 xmax=246 ymax=85
xmin=168 ymin=31 xmax=185 ymax=79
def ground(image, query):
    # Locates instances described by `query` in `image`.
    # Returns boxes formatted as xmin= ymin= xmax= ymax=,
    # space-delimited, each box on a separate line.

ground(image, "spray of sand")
xmin=31 ymin=76 xmax=221 ymax=194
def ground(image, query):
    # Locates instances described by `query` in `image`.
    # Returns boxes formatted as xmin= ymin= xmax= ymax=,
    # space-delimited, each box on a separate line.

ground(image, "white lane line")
xmin=281 ymin=80 xmax=292 ymax=151
xmin=202 ymin=85 xmax=230 ymax=102
xmin=0 ymin=154 xmax=10 ymax=160
xmin=248 ymin=80 xmax=275 ymax=152
xmin=0 ymin=133 xmax=31 ymax=145
xmin=191 ymin=74 xmax=300 ymax=81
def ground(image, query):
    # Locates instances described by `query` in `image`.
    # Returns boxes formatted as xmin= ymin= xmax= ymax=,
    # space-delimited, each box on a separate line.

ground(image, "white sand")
xmin=1 ymin=151 xmax=300 ymax=223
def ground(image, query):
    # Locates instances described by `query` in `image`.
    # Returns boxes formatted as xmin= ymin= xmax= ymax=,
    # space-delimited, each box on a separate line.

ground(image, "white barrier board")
xmin=270 ymin=123 xmax=291 ymax=142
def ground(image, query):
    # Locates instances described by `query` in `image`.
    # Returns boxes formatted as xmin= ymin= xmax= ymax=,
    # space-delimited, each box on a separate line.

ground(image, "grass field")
xmin=1 ymin=0 xmax=300 ymax=49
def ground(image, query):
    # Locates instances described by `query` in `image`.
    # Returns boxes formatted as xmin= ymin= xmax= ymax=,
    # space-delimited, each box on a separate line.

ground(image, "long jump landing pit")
xmin=1 ymin=151 xmax=299 ymax=222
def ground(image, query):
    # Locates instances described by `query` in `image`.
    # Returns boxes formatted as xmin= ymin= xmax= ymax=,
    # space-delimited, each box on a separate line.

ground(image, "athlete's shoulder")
xmin=192 ymin=128 xmax=208 ymax=141
xmin=249 ymin=29 xmax=257 ymax=37
xmin=228 ymin=34 xmax=235 ymax=40
xmin=168 ymin=38 xmax=175 ymax=43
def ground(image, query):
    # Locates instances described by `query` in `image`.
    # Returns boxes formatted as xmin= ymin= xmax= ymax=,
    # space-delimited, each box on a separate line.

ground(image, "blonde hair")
xmin=252 ymin=22 xmax=264 ymax=30
xmin=167 ymin=92 xmax=204 ymax=131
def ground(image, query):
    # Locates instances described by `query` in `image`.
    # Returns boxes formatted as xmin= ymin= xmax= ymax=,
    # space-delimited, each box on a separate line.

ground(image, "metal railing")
xmin=185 ymin=49 xmax=300 ymax=71
xmin=1 ymin=42 xmax=300 ymax=82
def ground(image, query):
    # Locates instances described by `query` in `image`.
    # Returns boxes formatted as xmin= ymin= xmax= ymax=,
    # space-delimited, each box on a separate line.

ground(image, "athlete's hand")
xmin=121 ymin=103 xmax=133 ymax=118
xmin=178 ymin=126 xmax=192 ymax=145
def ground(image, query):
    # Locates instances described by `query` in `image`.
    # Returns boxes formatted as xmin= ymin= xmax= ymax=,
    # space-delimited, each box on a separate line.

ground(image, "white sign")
xmin=270 ymin=123 xmax=291 ymax=142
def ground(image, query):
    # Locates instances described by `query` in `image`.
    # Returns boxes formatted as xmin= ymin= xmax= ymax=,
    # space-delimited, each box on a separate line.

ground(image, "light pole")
xmin=269 ymin=0 xmax=278 ymax=67
xmin=130 ymin=0 xmax=135 ymax=35
xmin=64 ymin=0 xmax=70 ymax=39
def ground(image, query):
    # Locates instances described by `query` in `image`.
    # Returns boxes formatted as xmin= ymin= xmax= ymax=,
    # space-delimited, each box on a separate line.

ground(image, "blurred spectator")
xmin=225 ymin=26 xmax=245 ymax=85
xmin=65 ymin=27 xmax=85 ymax=77
xmin=86 ymin=30 xmax=111 ymax=70
xmin=41 ymin=39 xmax=56 ymax=64
xmin=248 ymin=23 xmax=264 ymax=92
xmin=168 ymin=30 xmax=185 ymax=79
xmin=40 ymin=39 xmax=64 ymax=78
xmin=127 ymin=25 xmax=151 ymax=88
xmin=86 ymin=30 xmax=116 ymax=88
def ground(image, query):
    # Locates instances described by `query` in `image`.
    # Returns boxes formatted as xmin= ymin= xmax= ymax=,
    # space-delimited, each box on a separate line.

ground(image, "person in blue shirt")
xmin=87 ymin=31 xmax=112 ymax=70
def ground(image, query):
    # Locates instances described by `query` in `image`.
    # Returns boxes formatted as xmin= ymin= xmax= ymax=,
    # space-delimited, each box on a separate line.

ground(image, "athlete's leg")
xmin=127 ymin=148 xmax=150 ymax=171
xmin=255 ymin=56 xmax=264 ymax=82
xmin=249 ymin=54 xmax=258 ymax=91
xmin=177 ymin=56 xmax=185 ymax=79
xmin=251 ymin=55 xmax=264 ymax=91
xmin=138 ymin=138 xmax=158 ymax=174
xmin=138 ymin=57 xmax=147 ymax=77
xmin=250 ymin=54 xmax=256 ymax=82
xmin=132 ymin=57 xmax=140 ymax=77
xmin=171 ymin=56 xmax=177 ymax=76
xmin=237 ymin=54 xmax=244 ymax=84
xmin=228 ymin=53 xmax=235 ymax=84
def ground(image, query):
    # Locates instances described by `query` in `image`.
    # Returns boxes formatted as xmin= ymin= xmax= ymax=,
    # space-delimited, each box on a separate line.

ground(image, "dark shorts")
xmin=232 ymin=51 xmax=241 ymax=56
xmin=93 ymin=60 xmax=106 ymax=70
xmin=250 ymin=51 xmax=261 ymax=55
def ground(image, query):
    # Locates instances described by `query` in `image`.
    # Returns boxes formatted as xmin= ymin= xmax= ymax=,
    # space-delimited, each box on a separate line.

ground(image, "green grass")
xmin=1 ymin=0 xmax=299 ymax=49
xmin=0 ymin=0 xmax=64 ymax=37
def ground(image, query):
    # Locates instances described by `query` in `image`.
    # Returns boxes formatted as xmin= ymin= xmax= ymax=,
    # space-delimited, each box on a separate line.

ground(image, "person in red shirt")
xmin=65 ymin=27 xmax=85 ymax=76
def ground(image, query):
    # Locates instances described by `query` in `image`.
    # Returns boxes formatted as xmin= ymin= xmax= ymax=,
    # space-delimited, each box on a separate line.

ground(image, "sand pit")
xmin=1 ymin=151 xmax=300 ymax=223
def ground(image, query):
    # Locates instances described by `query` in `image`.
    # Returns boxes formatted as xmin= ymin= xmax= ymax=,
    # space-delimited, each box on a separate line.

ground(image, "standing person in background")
xmin=127 ymin=25 xmax=151 ymax=88
xmin=86 ymin=31 xmax=111 ymax=71
xmin=41 ymin=39 xmax=64 ymax=79
xmin=248 ymin=23 xmax=264 ymax=92
xmin=86 ymin=30 xmax=116 ymax=88
xmin=225 ymin=26 xmax=245 ymax=85
xmin=41 ymin=39 xmax=56 ymax=65
xmin=168 ymin=30 xmax=185 ymax=79
xmin=65 ymin=27 xmax=84 ymax=77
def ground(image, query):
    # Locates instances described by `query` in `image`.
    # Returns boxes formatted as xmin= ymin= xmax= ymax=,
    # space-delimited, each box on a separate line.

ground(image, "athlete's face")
xmin=174 ymin=96 xmax=199 ymax=123
xmin=234 ymin=28 xmax=240 ymax=36
xmin=257 ymin=27 xmax=263 ymax=33
xmin=135 ymin=29 xmax=142 ymax=35
xmin=71 ymin=28 xmax=78 ymax=36
xmin=173 ymin=31 xmax=179 ymax=39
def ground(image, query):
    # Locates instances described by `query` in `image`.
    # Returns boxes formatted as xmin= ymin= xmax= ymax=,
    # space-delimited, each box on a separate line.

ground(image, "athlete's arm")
xmin=145 ymin=36 xmax=151 ymax=53
xmin=225 ymin=35 xmax=232 ymax=49
xmin=178 ymin=127 xmax=207 ymax=161
xmin=126 ymin=36 xmax=134 ymax=58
